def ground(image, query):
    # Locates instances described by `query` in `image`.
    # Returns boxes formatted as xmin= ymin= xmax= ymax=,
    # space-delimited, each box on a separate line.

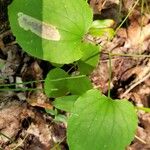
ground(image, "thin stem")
xmin=0 ymin=80 xmax=45 ymax=87
xmin=145 ymin=0 xmax=150 ymax=13
xmin=108 ymin=52 xmax=112 ymax=98
xmin=50 ymin=75 xmax=86 ymax=82
xmin=0 ymin=75 xmax=86 ymax=88
xmin=141 ymin=0 xmax=144 ymax=16
xmin=116 ymin=0 xmax=139 ymax=32
xmin=0 ymin=88 xmax=42 ymax=92
xmin=12 ymin=133 xmax=29 ymax=150
xmin=51 ymin=136 xmax=66 ymax=150
xmin=136 ymin=106 xmax=150 ymax=113
xmin=140 ymin=0 xmax=144 ymax=35
xmin=67 ymin=62 xmax=78 ymax=74
xmin=101 ymin=52 xmax=150 ymax=58
xmin=0 ymin=132 xmax=13 ymax=142
xmin=119 ymin=0 xmax=122 ymax=15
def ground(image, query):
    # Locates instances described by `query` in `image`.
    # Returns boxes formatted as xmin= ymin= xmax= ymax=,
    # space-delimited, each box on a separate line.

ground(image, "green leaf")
xmin=51 ymin=63 xmax=63 ymax=68
xmin=78 ymin=43 xmax=100 ymax=75
xmin=91 ymin=19 xmax=114 ymax=29
xmin=8 ymin=0 xmax=94 ymax=64
xmin=54 ymin=114 xmax=68 ymax=123
xmin=0 ymin=59 xmax=5 ymax=69
xmin=45 ymin=109 xmax=58 ymax=116
xmin=67 ymin=89 xmax=138 ymax=150
xmin=53 ymin=95 xmax=78 ymax=112
xmin=88 ymin=28 xmax=115 ymax=39
xmin=67 ymin=76 xmax=93 ymax=95
xmin=44 ymin=68 xmax=69 ymax=98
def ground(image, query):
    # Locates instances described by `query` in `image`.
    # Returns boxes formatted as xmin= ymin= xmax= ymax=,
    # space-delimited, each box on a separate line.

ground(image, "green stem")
xmin=100 ymin=52 xmax=150 ymax=58
xmin=0 ymin=75 xmax=87 ymax=92
xmin=136 ymin=106 xmax=150 ymax=113
xmin=0 ymin=132 xmax=13 ymax=142
xmin=108 ymin=52 xmax=112 ymax=98
xmin=145 ymin=0 xmax=150 ymax=13
xmin=110 ymin=53 xmax=150 ymax=58
xmin=51 ymin=136 xmax=66 ymax=150
xmin=50 ymin=75 xmax=86 ymax=82
xmin=0 ymin=88 xmax=41 ymax=92
xmin=116 ymin=0 xmax=139 ymax=32
xmin=0 ymin=80 xmax=45 ymax=87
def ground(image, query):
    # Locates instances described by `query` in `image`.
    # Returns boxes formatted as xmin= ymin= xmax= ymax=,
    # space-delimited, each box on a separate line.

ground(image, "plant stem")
xmin=116 ymin=0 xmax=139 ymax=32
xmin=101 ymin=52 xmax=150 ymax=58
xmin=110 ymin=53 xmax=150 ymax=58
xmin=50 ymin=75 xmax=86 ymax=82
xmin=0 ymin=88 xmax=41 ymax=92
xmin=0 ymin=80 xmax=45 ymax=87
xmin=0 ymin=132 xmax=13 ymax=142
xmin=108 ymin=52 xmax=112 ymax=99
xmin=136 ymin=106 xmax=150 ymax=113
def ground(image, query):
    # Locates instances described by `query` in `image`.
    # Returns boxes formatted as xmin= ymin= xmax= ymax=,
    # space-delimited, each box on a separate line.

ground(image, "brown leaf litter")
xmin=0 ymin=0 xmax=150 ymax=150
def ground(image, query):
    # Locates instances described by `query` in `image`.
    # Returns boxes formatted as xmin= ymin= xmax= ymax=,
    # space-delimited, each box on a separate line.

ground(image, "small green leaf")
xmin=78 ymin=43 xmax=100 ymax=75
xmin=45 ymin=109 xmax=58 ymax=116
xmin=8 ymin=0 xmax=94 ymax=64
xmin=53 ymin=95 xmax=78 ymax=112
xmin=67 ymin=76 xmax=92 ymax=95
xmin=89 ymin=28 xmax=115 ymax=39
xmin=44 ymin=68 xmax=69 ymax=98
xmin=0 ymin=59 xmax=5 ymax=69
xmin=54 ymin=114 xmax=68 ymax=123
xmin=67 ymin=89 xmax=138 ymax=150
xmin=91 ymin=19 xmax=114 ymax=29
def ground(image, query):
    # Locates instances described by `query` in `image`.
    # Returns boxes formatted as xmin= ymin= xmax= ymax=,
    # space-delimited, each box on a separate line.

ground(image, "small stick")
xmin=135 ymin=135 xmax=146 ymax=144
xmin=120 ymin=71 xmax=150 ymax=99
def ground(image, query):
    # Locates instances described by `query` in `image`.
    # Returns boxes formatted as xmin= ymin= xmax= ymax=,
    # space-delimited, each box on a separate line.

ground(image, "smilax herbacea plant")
xmin=8 ymin=0 xmax=138 ymax=150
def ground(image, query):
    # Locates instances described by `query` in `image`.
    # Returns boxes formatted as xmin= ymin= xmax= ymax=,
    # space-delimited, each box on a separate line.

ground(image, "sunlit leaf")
xmin=67 ymin=89 xmax=138 ymax=150
xmin=91 ymin=19 xmax=114 ymax=29
xmin=89 ymin=28 xmax=115 ymax=39
xmin=8 ymin=0 xmax=96 ymax=64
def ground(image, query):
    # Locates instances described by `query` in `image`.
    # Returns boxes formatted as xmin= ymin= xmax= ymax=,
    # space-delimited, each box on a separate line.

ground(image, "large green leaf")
xmin=67 ymin=89 xmax=138 ymax=150
xmin=44 ymin=68 xmax=69 ymax=98
xmin=8 ymin=0 xmax=95 ymax=64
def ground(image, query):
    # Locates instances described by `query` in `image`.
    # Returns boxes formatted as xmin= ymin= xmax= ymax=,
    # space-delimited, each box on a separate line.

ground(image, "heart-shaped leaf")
xmin=67 ymin=89 xmax=138 ymax=150
xmin=8 ymin=0 xmax=96 ymax=64
xmin=44 ymin=69 xmax=92 ymax=98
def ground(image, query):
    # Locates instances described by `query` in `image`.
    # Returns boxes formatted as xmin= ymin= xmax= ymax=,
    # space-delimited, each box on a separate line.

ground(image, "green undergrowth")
xmin=0 ymin=0 xmax=148 ymax=149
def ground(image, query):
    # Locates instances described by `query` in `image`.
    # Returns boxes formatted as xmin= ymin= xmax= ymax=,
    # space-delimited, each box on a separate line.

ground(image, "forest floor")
xmin=0 ymin=0 xmax=150 ymax=150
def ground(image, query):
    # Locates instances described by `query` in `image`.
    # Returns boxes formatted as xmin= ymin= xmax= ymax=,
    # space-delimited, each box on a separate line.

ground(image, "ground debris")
xmin=0 ymin=99 xmax=54 ymax=150
xmin=0 ymin=0 xmax=150 ymax=150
